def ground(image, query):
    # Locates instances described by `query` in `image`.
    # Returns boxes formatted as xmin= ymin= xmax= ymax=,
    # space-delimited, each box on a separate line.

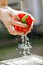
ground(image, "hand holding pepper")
xmin=0 ymin=6 xmax=35 ymax=35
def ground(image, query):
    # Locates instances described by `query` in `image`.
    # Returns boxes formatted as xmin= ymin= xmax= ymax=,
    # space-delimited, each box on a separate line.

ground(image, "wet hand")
xmin=0 ymin=6 xmax=35 ymax=36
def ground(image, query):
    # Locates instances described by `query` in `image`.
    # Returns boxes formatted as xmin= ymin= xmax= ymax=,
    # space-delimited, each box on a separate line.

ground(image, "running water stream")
xmin=18 ymin=35 xmax=32 ymax=56
xmin=0 ymin=35 xmax=43 ymax=65
xmin=0 ymin=27 xmax=43 ymax=65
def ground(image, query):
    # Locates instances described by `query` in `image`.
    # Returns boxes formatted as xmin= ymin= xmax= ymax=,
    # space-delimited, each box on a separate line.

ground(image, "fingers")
xmin=7 ymin=25 xmax=24 ymax=35
xmin=0 ymin=7 xmax=27 ymax=27
xmin=25 ymin=22 xmax=34 ymax=35
xmin=0 ymin=7 xmax=24 ymax=35
xmin=0 ymin=6 xmax=35 ymax=36
xmin=7 ymin=25 xmax=17 ymax=35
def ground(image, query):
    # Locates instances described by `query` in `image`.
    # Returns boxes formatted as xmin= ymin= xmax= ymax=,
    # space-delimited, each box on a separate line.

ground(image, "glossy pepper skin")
xmin=9 ymin=13 xmax=34 ymax=34
xmin=17 ymin=13 xmax=33 ymax=27
xmin=14 ymin=25 xmax=29 ymax=34
xmin=26 ymin=16 xmax=33 ymax=27
xmin=17 ymin=13 xmax=25 ymax=20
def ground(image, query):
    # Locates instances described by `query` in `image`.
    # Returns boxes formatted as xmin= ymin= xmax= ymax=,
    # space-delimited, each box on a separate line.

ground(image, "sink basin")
xmin=0 ymin=54 xmax=43 ymax=65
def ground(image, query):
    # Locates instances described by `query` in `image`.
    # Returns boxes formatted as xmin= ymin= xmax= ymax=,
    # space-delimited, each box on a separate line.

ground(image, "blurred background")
xmin=0 ymin=0 xmax=43 ymax=61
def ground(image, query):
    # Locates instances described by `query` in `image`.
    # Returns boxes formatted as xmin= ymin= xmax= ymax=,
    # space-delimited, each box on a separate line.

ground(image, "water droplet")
xmin=21 ymin=35 xmax=32 ymax=55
